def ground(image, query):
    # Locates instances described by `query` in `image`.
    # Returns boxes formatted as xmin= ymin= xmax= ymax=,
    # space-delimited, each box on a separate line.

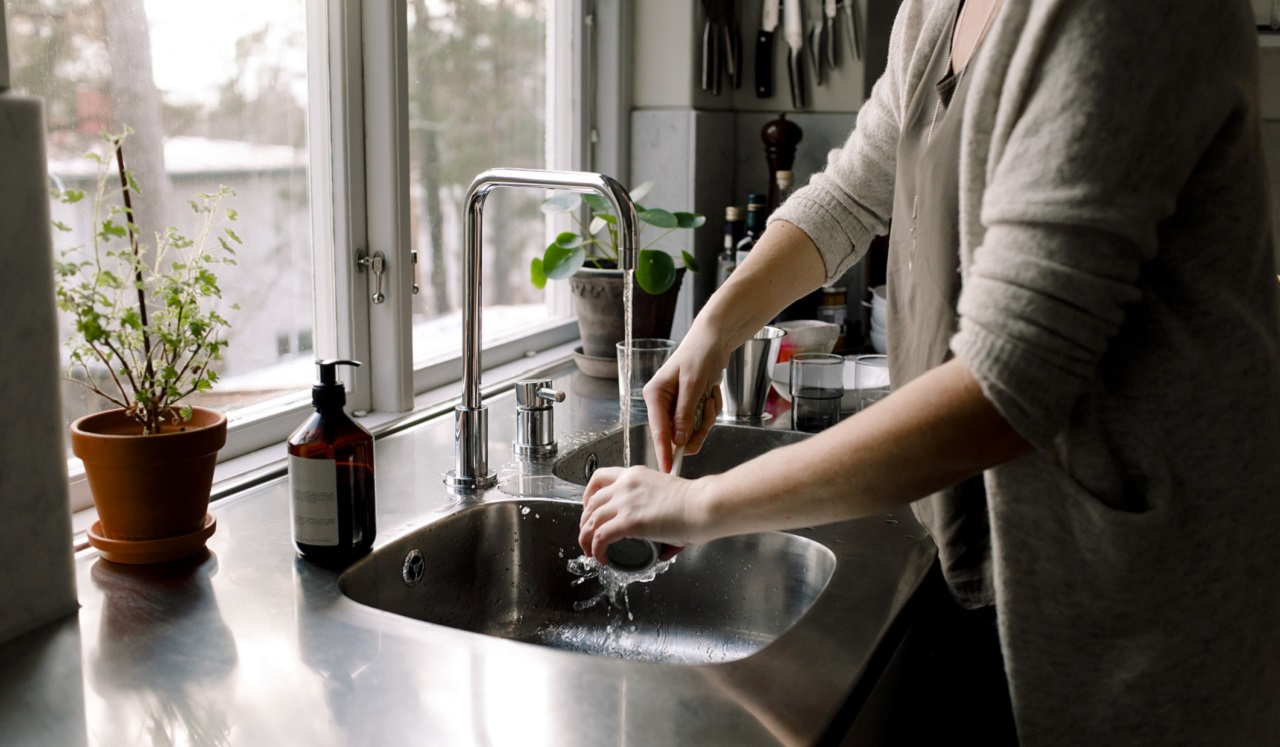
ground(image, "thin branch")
xmin=115 ymin=143 xmax=157 ymax=386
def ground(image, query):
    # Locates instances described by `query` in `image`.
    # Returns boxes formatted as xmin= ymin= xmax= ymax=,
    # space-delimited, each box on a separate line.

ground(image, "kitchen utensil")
xmin=837 ymin=0 xmax=860 ymax=60
xmin=725 ymin=0 xmax=743 ymax=88
xmin=784 ymin=0 xmax=806 ymax=108
xmin=755 ymin=0 xmax=780 ymax=98
xmin=701 ymin=0 xmax=723 ymax=94
xmin=808 ymin=0 xmax=825 ymax=87
xmin=720 ymin=326 xmax=785 ymax=422
xmin=824 ymin=0 xmax=839 ymax=68
xmin=670 ymin=397 xmax=706 ymax=478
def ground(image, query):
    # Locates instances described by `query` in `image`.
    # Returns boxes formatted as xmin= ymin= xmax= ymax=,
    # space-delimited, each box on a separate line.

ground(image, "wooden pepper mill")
xmin=761 ymin=113 xmax=804 ymax=215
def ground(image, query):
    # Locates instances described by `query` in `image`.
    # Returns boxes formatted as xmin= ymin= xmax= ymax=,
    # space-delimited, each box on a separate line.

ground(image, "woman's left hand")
xmin=578 ymin=466 xmax=710 ymax=565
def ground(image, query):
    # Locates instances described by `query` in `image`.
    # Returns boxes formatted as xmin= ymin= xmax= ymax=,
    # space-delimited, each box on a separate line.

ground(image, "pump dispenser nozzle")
xmin=312 ymin=359 xmax=361 ymax=409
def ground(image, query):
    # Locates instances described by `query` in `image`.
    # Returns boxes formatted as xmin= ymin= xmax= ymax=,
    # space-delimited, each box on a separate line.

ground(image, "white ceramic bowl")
xmin=774 ymin=320 xmax=841 ymax=362
xmin=869 ymin=327 xmax=887 ymax=353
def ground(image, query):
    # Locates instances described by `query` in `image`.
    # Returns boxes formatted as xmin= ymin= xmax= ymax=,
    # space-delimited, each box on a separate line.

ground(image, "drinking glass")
xmin=790 ymin=354 xmax=845 ymax=432
xmin=852 ymin=354 xmax=890 ymax=411
xmin=617 ymin=339 xmax=676 ymax=407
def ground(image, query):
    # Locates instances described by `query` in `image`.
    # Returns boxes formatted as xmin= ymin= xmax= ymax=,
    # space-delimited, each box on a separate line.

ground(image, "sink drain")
xmin=402 ymin=549 xmax=425 ymax=587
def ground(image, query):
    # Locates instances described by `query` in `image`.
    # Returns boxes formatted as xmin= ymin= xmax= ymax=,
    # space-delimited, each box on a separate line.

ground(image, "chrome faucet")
xmin=445 ymin=168 xmax=639 ymax=490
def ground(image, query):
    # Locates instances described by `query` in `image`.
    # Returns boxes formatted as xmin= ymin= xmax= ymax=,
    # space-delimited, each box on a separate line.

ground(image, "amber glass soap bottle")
xmin=288 ymin=359 xmax=376 ymax=566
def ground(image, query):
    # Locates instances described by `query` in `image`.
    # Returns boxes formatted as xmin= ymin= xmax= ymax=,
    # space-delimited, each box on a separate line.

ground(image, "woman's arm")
xmin=582 ymin=356 xmax=1033 ymax=561
xmin=642 ymin=221 xmax=827 ymax=470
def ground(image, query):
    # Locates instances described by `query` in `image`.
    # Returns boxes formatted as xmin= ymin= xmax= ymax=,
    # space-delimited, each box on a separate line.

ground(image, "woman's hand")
xmin=643 ymin=328 xmax=730 ymax=473
xmin=578 ymin=466 xmax=712 ymax=565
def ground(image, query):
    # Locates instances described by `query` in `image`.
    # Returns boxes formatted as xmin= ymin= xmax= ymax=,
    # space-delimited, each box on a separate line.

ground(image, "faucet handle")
xmin=514 ymin=379 xmax=562 ymax=459
xmin=516 ymin=380 xmax=564 ymax=408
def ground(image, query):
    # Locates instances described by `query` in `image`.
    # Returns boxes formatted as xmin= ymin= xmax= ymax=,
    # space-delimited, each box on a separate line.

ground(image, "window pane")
xmin=406 ymin=0 xmax=556 ymax=367
xmin=9 ymin=0 xmax=313 ymax=436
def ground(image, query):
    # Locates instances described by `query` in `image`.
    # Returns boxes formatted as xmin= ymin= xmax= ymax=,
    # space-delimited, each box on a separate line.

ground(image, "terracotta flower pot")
xmin=569 ymin=267 xmax=686 ymax=360
xmin=70 ymin=407 xmax=227 ymax=551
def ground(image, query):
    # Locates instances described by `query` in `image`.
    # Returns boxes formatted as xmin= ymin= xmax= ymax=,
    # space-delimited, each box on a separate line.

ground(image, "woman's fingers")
xmin=683 ymin=385 xmax=721 ymax=456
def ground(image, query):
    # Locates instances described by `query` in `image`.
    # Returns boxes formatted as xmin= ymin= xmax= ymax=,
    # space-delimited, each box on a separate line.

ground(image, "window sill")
xmin=71 ymin=337 xmax=584 ymax=551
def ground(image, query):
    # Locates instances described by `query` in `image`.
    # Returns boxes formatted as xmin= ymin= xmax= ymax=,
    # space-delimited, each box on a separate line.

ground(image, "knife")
xmin=755 ymin=0 xmax=780 ymax=98
xmin=784 ymin=0 xmax=805 ymax=108
xmin=825 ymin=0 xmax=838 ymax=69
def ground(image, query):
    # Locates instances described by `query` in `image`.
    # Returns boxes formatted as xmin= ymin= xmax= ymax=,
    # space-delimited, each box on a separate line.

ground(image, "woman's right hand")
xmin=642 ymin=326 xmax=730 ymax=473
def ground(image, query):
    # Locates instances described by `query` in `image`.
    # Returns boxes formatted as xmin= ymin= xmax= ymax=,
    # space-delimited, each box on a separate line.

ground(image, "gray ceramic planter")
xmin=568 ymin=267 xmax=685 ymax=361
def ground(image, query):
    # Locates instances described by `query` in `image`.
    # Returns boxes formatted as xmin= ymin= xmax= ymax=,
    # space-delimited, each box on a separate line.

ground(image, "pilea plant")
xmin=530 ymin=180 xmax=705 ymax=295
xmin=53 ymin=129 xmax=241 ymax=434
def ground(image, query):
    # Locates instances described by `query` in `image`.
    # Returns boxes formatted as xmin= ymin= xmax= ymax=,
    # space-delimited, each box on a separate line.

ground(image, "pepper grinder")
xmin=761 ymin=113 xmax=804 ymax=215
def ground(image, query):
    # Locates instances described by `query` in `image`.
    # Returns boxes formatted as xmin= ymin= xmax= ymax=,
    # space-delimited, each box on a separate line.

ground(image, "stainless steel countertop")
xmin=0 ymin=358 xmax=934 ymax=747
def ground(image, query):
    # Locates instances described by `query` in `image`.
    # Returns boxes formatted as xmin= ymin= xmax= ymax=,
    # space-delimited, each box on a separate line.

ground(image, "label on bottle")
xmin=290 ymin=455 xmax=339 ymax=546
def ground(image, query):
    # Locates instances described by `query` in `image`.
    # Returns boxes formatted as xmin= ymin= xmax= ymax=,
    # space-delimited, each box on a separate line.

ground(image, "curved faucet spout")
xmin=445 ymin=168 xmax=639 ymax=491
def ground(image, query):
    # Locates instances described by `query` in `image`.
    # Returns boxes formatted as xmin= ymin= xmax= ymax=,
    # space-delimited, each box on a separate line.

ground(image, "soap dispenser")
xmin=288 ymin=359 xmax=376 ymax=566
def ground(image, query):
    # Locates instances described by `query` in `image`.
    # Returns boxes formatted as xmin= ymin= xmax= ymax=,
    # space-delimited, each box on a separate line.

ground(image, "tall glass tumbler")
xmin=853 ymin=354 xmax=891 ymax=411
xmin=617 ymin=339 xmax=676 ymax=407
xmin=790 ymin=353 xmax=845 ymax=432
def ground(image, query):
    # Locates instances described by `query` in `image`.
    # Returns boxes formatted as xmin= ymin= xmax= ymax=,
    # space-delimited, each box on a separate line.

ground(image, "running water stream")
xmin=620 ymin=268 xmax=634 ymax=468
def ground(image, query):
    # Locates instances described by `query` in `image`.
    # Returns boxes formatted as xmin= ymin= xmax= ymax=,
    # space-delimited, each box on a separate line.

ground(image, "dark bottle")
xmin=734 ymin=194 xmax=768 ymax=271
xmin=289 ymin=359 xmax=376 ymax=567
xmin=715 ymin=205 xmax=744 ymax=288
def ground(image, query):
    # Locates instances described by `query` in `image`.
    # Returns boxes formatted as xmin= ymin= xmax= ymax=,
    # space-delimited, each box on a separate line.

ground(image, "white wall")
xmin=0 ymin=92 xmax=79 ymax=645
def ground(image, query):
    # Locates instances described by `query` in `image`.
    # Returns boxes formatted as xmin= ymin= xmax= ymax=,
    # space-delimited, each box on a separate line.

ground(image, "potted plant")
xmin=54 ymin=129 xmax=241 ymax=564
xmin=530 ymin=181 xmax=704 ymax=371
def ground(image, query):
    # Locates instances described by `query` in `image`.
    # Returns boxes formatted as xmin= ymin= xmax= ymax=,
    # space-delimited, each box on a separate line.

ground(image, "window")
xmin=10 ymin=0 xmax=314 ymax=441
xmin=8 ymin=0 xmax=596 ymax=510
xmin=405 ymin=1 xmax=564 ymax=372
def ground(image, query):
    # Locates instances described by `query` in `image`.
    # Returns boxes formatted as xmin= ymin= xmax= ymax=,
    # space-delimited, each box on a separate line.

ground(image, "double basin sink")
xmin=338 ymin=424 xmax=835 ymax=665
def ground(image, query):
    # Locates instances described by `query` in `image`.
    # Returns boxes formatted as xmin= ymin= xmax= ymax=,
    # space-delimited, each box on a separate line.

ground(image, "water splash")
xmin=566 ymin=552 xmax=675 ymax=610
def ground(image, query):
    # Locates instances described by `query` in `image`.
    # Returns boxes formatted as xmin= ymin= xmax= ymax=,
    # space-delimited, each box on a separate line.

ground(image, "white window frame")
xmin=62 ymin=0 xmax=624 ymax=515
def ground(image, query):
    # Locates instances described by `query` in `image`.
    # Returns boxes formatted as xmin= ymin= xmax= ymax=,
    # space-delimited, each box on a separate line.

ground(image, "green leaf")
xmin=62 ymin=189 xmax=85 ymax=204
xmin=101 ymin=220 xmax=127 ymax=238
xmin=530 ymin=257 xmax=547 ymax=290
xmin=542 ymin=243 xmax=586 ymax=280
xmin=675 ymin=212 xmax=706 ymax=229
xmin=593 ymin=212 xmax=617 ymax=225
xmin=552 ymin=231 xmax=583 ymax=249
xmin=628 ymin=180 xmax=654 ymax=203
xmin=541 ymin=193 xmax=580 ymax=214
xmin=52 ymin=220 xmax=72 ymax=233
xmin=583 ymin=193 xmax=611 ymax=212
xmin=223 ymin=227 xmax=242 ymax=244
xmin=639 ymin=208 xmax=678 ymax=229
xmin=635 ymin=249 xmax=676 ymax=295
xmin=681 ymin=250 xmax=700 ymax=273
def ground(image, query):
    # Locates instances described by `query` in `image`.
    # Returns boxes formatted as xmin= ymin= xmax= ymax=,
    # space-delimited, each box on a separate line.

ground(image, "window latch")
xmin=356 ymin=250 xmax=386 ymax=304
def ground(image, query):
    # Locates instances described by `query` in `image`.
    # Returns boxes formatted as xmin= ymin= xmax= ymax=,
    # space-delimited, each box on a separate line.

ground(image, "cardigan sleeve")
xmin=950 ymin=0 xmax=1261 ymax=447
xmin=768 ymin=0 xmax=939 ymax=283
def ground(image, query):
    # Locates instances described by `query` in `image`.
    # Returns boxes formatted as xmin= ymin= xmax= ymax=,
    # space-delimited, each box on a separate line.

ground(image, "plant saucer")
xmin=88 ymin=513 xmax=217 ymax=565
xmin=572 ymin=346 xmax=618 ymax=379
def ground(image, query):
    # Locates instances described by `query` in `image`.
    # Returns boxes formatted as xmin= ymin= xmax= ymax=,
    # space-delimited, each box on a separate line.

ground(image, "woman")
xmin=578 ymin=0 xmax=1280 ymax=743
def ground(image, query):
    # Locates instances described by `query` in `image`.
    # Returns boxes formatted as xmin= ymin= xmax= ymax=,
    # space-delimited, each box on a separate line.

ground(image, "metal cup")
xmin=719 ymin=326 xmax=785 ymax=422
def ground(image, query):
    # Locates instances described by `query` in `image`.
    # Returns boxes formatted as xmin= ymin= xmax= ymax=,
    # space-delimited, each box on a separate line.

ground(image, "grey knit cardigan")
xmin=772 ymin=0 xmax=1280 ymax=743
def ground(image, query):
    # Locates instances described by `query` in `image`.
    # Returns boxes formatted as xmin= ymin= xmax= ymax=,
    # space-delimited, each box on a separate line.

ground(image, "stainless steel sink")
xmin=554 ymin=422 xmax=810 ymax=485
xmin=339 ymin=496 xmax=835 ymax=665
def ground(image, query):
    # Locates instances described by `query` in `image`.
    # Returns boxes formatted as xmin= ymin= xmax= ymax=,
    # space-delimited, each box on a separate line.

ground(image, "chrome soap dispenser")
xmin=288 ymin=359 xmax=376 ymax=566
